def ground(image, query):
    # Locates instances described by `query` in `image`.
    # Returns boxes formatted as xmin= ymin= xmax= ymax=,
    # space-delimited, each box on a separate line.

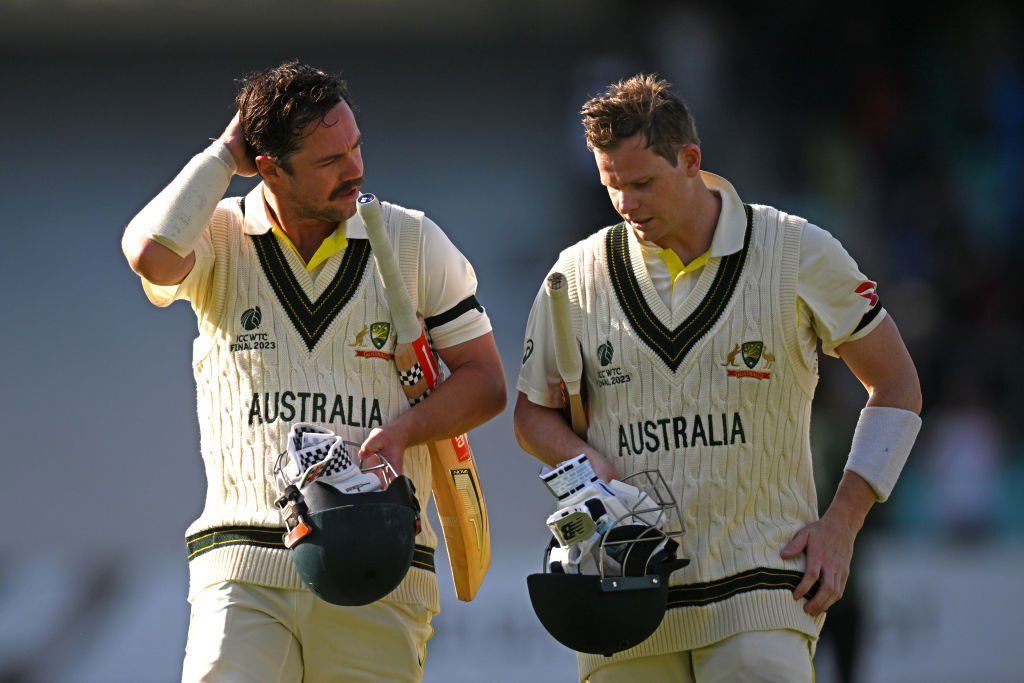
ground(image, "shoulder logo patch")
xmin=522 ymin=339 xmax=534 ymax=365
xmin=855 ymin=281 xmax=879 ymax=307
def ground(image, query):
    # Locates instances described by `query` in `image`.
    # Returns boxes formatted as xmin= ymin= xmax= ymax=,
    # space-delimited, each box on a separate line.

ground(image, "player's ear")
xmin=678 ymin=144 xmax=701 ymax=177
xmin=256 ymin=155 xmax=283 ymax=182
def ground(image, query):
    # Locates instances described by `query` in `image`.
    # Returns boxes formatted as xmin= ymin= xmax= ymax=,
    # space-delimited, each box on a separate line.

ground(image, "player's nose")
xmin=340 ymin=148 xmax=364 ymax=180
xmin=616 ymin=191 xmax=639 ymax=215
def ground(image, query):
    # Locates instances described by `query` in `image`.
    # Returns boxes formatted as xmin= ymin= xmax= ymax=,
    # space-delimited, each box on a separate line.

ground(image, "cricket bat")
xmin=546 ymin=272 xmax=588 ymax=439
xmin=357 ymin=193 xmax=490 ymax=602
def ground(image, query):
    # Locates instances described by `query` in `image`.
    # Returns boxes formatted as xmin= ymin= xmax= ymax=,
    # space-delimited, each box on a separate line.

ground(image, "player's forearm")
xmin=513 ymin=393 xmax=592 ymax=468
xmin=836 ymin=318 xmax=923 ymax=501
xmin=821 ymin=470 xmax=876 ymax=534
xmin=122 ymin=141 xmax=236 ymax=283
xmin=389 ymin=359 xmax=506 ymax=446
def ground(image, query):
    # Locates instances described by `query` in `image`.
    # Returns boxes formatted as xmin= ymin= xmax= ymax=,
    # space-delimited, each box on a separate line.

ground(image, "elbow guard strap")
xmin=144 ymin=141 xmax=236 ymax=257
xmin=844 ymin=406 xmax=922 ymax=503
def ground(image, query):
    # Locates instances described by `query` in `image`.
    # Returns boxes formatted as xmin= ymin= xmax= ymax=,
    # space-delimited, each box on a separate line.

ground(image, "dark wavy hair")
xmin=581 ymin=74 xmax=700 ymax=166
xmin=236 ymin=61 xmax=354 ymax=173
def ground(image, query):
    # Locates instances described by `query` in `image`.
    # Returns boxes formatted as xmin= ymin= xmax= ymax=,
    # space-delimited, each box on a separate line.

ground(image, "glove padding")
xmin=546 ymin=479 xmax=669 ymax=577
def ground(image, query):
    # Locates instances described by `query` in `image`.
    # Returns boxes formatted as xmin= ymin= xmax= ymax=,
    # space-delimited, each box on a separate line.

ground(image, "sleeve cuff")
xmin=429 ymin=312 xmax=492 ymax=350
xmin=515 ymin=377 xmax=562 ymax=409
xmin=823 ymin=308 xmax=887 ymax=357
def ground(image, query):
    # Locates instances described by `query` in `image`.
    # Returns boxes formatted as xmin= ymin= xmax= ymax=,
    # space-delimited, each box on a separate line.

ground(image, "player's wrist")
xmin=844 ymin=406 xmax=921 ymax=502
xmin=379 ymin=417 xmax=415 ymax=452
xmin=130 ymin=148 xmax=234 ymax=259
xmin=822 ymin=474 xmax=874 ymax=534
xmin=204 ymin=139 xmax=238 ymax=175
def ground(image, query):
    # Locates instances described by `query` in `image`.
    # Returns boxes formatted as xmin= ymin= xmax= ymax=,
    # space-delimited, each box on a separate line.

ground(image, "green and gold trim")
xmin=667 ymin=567 xmax=806 ymax=608
xmin=410 ymin=546 xmax=435 ymax=572
xmin=185 ymin=524 xmax=436 ymax=573
xmin=252 ymin=233 xmax=371 ymax=351
xmin=606 ymin=205 xmax=752 ymax=372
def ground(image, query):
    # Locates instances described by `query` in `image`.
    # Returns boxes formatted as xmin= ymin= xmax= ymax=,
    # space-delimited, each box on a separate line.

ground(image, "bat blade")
xmin=358 ymin=193 xmax=491 ymax=601
xmin=427 ymin=436 xmax=490 ymax=601
xmin=546 ymin=272 xmax=588 ymax=439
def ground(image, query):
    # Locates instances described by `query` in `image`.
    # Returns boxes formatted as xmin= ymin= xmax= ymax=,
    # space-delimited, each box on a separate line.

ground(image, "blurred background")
xmin=1 ymin=1 xmax=1022 ymax=681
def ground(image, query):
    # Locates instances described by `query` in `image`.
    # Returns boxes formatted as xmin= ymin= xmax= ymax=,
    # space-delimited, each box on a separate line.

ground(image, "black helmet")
xmin=274 ymin=427 xmax=421 ymax=606
xmin=527 ymin=469 xmax=688 ymax=657
xmin=282 ymin=477 xmax=421 ymax=606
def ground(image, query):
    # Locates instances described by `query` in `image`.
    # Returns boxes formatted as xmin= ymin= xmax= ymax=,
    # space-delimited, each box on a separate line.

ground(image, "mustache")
xmin=330 ymin=178 xmax=364 ymax=200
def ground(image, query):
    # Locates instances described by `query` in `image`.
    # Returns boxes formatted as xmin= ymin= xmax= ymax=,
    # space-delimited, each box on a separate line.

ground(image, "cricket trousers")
xmin=586 ymin=629 xmax=814 ymax=683
xmin=182 ymin=581 xmax=434 ymax=682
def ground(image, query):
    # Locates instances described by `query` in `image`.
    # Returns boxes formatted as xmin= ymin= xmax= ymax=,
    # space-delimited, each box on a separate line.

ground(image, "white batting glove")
xmin=315 ymin=439 xmax=382 ymax=495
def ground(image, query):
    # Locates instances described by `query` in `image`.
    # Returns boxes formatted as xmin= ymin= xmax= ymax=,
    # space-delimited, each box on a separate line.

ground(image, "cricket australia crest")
xmin=722 ymin=341 xmax=773 ymax=380
xmin=352 ymin=322 xmax=394 ymax=360
xmin=370 ymin=322 xmax=392 ymax=350
xmin=741 ymin=341 xmax=762 ymax=369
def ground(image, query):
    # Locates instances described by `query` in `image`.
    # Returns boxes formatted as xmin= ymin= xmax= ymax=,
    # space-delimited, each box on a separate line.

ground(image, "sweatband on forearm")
xmin=844 ymin=406 xmax=922 ymax=502
xmin=128 ymin=140 xmax=236 ymax=257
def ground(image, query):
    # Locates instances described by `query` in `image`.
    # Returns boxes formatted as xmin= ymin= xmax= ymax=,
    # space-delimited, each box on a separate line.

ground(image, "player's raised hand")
xmin=218 ymin=112 xmax=258 ymax=177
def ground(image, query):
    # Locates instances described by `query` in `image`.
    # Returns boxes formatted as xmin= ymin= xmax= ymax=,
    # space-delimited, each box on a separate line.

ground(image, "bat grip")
xmin=546 ymin=272 xmax=583 ymax=383
xmin=357 ymin=193 xmax=422 ymax=343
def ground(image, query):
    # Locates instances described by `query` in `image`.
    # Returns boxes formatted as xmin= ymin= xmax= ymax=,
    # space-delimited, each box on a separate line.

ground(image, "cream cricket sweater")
xmin=148 ymin=190 xmax=440 ymax=612
xmin=556 ymin=205 xmax=827 ymax=678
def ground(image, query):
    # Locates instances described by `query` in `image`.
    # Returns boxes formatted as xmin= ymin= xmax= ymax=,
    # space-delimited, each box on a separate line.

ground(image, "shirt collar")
xmin=701 ymin=171 xmax=746 ymax=257
xmin=241 ymin=182 xmax=366 ymax=239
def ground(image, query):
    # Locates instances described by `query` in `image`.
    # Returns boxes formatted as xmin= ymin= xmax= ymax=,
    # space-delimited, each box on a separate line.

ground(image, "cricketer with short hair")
xmin=515 ymin=74 xmax=922 ymax=682
xmin=122 ymin=61 xmax=506 ymax=682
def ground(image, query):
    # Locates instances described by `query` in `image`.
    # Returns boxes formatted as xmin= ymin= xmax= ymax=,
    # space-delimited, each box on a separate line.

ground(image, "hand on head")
xmin=219 ymin=112 xmax=259 ymax=177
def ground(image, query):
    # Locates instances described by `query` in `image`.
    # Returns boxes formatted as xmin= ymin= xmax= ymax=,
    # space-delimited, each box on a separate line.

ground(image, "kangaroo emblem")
xmin=723 ymin=344 xmax=741 ymax=366
xmin=350 ymin=324 xmax=369 ymax=347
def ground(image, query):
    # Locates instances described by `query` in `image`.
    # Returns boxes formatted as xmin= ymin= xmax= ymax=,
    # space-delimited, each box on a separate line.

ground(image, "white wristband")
xmin=844 ymin=406 xmax=922 ymax=502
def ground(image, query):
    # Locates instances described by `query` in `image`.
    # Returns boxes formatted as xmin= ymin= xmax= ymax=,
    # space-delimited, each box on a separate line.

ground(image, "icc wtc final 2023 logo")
xmin=595 ymin=339 xmax=632 ymax=387
xmin=231 ymin=307 xmax=277 ymax=352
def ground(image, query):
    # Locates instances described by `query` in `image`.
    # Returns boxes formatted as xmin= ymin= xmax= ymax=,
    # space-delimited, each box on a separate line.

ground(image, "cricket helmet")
xmin=526 ymin=469 xmax=689 ymax=657
xmin=274 ymin=429 xmax=421 ymax=606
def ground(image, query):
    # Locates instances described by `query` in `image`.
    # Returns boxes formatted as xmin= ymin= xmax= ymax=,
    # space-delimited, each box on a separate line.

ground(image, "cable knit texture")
xmin=184 ymin=198 xmax=439 ymax=613
xmin=560 ymin=206 xmax=825 ymax=680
